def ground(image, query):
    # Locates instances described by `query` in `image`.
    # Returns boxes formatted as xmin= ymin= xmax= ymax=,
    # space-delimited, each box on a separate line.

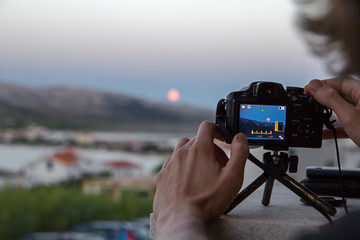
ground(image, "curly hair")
xmin=296 ymin=0 xmax=360 ymax=75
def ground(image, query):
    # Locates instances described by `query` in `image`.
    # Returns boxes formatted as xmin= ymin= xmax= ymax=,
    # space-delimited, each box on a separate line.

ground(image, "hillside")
xmin=0 ymin=82 xmax=214 ymax=132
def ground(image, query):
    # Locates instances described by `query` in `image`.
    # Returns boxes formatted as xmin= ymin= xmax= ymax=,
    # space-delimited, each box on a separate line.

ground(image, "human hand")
xmin=153 ymin=121 xmax=249 ymax=240
xmin=304 ymin=77 xmax=360 ymax=147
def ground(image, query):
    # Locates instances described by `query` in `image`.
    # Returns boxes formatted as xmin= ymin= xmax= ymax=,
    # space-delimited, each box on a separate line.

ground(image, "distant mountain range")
xmin=0 ymin=82 xmax=214 ymax=132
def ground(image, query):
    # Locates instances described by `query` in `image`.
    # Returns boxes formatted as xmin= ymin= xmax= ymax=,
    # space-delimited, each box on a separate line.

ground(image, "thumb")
xmin=223 ymin=133 xmax=249 ymax=179
xmin=307 ymin=79 xmax=359 ymax=128
xmin=215 ymin=133 xmax=248 ymax=216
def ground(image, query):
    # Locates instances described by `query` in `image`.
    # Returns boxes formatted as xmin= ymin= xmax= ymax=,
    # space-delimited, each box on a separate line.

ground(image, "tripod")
xmin=224 ymin=150 xmax=337 ymax=222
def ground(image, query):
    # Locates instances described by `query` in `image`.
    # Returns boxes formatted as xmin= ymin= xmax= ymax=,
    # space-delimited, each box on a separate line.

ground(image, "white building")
xmin=22 ymin=149 xmax=91 ymax=187
xmin=21 ymin=148 xmax=150 ymax=187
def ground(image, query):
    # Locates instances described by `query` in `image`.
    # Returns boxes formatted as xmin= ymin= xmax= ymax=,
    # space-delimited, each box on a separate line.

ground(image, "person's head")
xmin=296 ymin=0 xmax=360 ymax=76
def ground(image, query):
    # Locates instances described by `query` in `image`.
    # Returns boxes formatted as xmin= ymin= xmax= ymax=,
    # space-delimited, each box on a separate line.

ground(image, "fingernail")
xmin=236 ymin=133 xmax=247 ymax=143
xmin=309 ymin=80 xmax=323 ymax=92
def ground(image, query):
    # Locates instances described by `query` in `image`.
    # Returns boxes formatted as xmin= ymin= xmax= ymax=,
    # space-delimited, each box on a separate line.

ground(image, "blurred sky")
xmin=0 ymin=0 xmax=332 ymax=109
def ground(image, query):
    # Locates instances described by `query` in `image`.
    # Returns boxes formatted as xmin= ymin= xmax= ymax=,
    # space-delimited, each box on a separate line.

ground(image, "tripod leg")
xmin=224 ymin=173 xmax=268 ymax=214
xmin=278 ymin=173 xmax=337 ymax=217
xmin=262 ymin=177 xmax=275 ymax=206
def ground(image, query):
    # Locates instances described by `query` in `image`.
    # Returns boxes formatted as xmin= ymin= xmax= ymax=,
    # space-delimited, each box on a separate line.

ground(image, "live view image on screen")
xmin=239 ymin=104 xmax=286 ymax=141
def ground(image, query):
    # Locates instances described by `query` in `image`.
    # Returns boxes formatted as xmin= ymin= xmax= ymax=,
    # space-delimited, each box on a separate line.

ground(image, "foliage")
xmin=0 ymin=185 xmax=153 ymax=240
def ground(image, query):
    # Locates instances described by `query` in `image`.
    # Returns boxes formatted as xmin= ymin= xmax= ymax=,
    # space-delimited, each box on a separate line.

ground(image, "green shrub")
xmin=0 ymin=186 xmax=153 ymax=240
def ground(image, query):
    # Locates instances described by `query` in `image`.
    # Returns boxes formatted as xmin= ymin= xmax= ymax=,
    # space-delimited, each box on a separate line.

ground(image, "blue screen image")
xmin=239 ymin=104 xmax=286 ymax=141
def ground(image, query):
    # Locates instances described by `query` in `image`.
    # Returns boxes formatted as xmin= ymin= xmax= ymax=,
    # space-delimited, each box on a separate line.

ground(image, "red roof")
xmin=105 ymin=160 xmax=140 ymax=169
xmin=53 ymin=149 xmax=77 ymax=166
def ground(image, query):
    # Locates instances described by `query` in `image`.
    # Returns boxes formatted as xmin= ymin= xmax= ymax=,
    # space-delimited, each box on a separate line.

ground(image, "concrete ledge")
xmin=150 ymin=185 xmax=359 ymax=239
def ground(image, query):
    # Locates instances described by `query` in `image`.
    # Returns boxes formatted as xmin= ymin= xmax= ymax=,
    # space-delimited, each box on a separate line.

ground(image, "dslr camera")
xmin=216 ymin=81 xmax=326 ymax=150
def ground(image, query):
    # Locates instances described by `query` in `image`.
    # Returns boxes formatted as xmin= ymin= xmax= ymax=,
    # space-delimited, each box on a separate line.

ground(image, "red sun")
xmin=167 ymin=88 xmax=180 ymax=102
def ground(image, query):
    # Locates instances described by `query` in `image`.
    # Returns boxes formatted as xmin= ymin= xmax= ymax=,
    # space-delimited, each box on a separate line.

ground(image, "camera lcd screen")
xmin=239 ymin=104 xmax=286 ymax=141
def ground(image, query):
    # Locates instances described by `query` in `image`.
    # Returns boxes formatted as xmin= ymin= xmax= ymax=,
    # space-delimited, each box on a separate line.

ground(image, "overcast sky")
xmin=0 ymin=0 xmax=331 ymax=108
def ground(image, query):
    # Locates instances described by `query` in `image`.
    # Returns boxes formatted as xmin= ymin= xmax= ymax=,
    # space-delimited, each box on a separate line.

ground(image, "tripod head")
xmin=262 ymin=150 xmax=299 ymax=174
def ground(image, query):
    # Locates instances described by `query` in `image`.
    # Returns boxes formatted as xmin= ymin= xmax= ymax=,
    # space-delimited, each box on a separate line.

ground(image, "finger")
xmin=217 ymin=134 xmax=248 ymax=210
xmin=322 ymin=127 xmax=349 ymax=140
xmin=214 ymin=143 xmax=229 ymax=168
xmin=173 ymin=137 xmax=190 ymax=153
xmin=163 ymin=137 xmax=192 ymax=169
xmin=160 ymin=156 xmax=172 ymax=171
xmin=195 ymin=121 xmax=224 ymax=145
xmin=305 ymin=77 xmax=360 ymax=104
xmin=323 ymin=77 xmax=360 ymax=105
xmin=303 ymin=83 xmax=311 ymax=94
xmin=307 ymin=79 xmax=360 ymax=128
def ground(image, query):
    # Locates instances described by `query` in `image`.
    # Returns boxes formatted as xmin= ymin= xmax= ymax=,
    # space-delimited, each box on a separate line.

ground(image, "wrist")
xmin=155 ymin=206 xmax=208 ymax=240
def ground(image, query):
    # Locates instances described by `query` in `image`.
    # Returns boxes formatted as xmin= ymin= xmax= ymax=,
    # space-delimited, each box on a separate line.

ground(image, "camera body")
xmin=216 ymin=81 xmax=325 ymax=149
